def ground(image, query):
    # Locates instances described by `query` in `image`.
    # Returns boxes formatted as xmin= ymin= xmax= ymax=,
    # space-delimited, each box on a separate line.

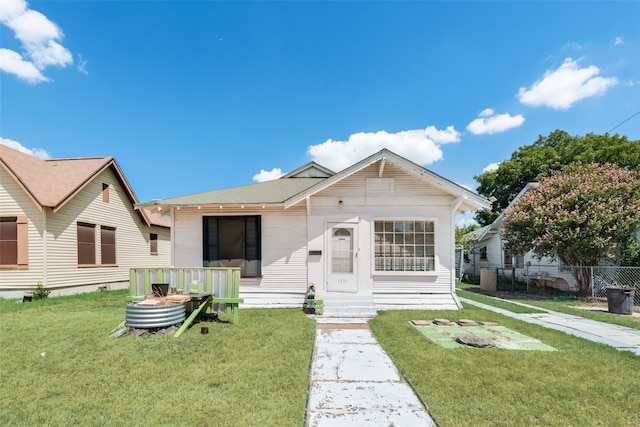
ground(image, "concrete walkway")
xmin=305 ymin=319 xmax=438 ymax=427
xmin=458 ymin=297 xmax=640 ymax=356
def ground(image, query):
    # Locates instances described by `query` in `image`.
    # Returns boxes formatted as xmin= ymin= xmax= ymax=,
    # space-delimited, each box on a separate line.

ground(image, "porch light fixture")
xmin=197 ymin=205 xmax=201 ymax=209
xmin=219 ymin=205 xmax=223 ymax=209
xmin=241 ymin=204 xmax=244 ymax=209
xmin=338 ymin=200 xmax=343 ymax=205
xmin=262 ymin=204 xmax=266 ymax=209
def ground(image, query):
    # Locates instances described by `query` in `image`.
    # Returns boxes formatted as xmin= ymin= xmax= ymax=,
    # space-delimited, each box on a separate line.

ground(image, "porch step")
xmin=319 ymin=295 xmax=378 ymax=318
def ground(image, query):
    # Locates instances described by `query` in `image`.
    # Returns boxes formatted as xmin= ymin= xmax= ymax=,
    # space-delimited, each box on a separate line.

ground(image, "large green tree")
xmin=502 ymin=163 xmax=640 ymax=296
xmin=474 ymin=130 xmax=640 ymax=225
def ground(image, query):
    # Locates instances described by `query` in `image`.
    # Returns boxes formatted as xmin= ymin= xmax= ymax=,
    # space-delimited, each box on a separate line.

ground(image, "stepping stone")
xmin=433 ymin=318 xmax=452 ymax=325
xmin=457 ymin=319 xmax=478 ymax=326
xmin=411 ymin=320 xmax=431 ymax=326
xmin=456 ymin=333 xmax=496 ymax=348
xmin=479 ymin=321 xmax=498 ymax=326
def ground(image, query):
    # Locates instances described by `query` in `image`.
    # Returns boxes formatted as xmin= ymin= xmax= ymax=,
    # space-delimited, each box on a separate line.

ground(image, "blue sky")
xmin=2 ymin=1 xmax=639 ymax=225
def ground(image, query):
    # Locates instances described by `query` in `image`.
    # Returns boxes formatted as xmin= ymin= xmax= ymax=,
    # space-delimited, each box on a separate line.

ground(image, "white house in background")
xmin=463 ymin=183 xmax=577 ymax=291
xmin=0 ymin=144 xmax=171 ymax=298
xmin=141 ymin=149 xmax=489 ymax=315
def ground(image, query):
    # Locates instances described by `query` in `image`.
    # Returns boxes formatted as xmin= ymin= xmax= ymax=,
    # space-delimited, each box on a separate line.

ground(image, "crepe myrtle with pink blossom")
xmin=502 ymin=163 xmax=640 ymax=296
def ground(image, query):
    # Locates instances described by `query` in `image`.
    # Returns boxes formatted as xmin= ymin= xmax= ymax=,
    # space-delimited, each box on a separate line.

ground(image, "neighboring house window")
xmin=504 ymin=250 xmax=513 ymax=267
xmin=0 ymin=217 xmax=28 ymax=267
xmin=102 ymin=183 xmax=110 ymax=203
xmin=203 ymin=216 xmax=261 ymax=278
xmin=374 ymin=220 xmax=435 ymax=272
xmin=100 ymin=226 xmax=116 ymax=265
xmin=0 ymin=217 xmax=18 ymax=266
xmin=150 ymin=233 xmax=158 ymax=255
xmin=480 ymin=247 xmax=487 ymax=261
xmin=77 ymin=222 xmax=96 ymax=265
xmin=514 ymin=254 xmax=525 ymax=268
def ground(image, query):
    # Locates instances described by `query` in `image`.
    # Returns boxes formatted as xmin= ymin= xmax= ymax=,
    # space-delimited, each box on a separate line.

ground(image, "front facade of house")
xmin=146 ymin=149 xmax=489 ymax=312
xmin=0 ymin=145 xmax=170 ymax=298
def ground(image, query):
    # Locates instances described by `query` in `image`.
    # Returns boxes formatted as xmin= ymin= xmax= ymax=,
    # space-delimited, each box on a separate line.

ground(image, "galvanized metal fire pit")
xmin=125 ymin=302 xmax=185 ymax=328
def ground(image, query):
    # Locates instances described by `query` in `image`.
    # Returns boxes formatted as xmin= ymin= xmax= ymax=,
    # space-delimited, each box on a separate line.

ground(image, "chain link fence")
xmin=588 ymin=266 xmax=640 ymax=306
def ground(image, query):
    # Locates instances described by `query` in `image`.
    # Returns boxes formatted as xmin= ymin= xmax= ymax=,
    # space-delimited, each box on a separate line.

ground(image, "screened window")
xmin=0 ymin=218 xmax=17 ymax=266
xmin=374 ymin=220 xmax=435 ymax=272
xmin=480 ymin=247 xmax=487 ymax=261
xmin=150 ymin=233 xmax=158 ymax=255
xmin=100 ymin=226 xmax=116 ymax=265
xmin=203 ymin=216 xmax=261 ymax=278
xmin=77 ymin=223 xmax=96 ymax=265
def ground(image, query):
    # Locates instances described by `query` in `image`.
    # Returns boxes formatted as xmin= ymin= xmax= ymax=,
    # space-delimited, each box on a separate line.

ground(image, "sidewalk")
xmin=305 ymin=319 xmax=438 ymax=427
xmin=458 ymin=297 xmax=640 ymax=356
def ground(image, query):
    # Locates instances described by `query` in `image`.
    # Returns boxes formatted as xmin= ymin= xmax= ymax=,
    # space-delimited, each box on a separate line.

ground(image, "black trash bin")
xmin=605 ymin=286 xmax=635 ymax=315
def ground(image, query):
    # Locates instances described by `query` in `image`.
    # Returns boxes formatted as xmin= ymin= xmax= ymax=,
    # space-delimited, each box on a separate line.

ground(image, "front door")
xmin=327 ymin=223 xmax=358 ymax=293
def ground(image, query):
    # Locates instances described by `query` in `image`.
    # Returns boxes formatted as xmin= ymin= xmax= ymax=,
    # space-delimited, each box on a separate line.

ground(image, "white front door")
xmin=327 ymin=223 xmax=358 ymax=293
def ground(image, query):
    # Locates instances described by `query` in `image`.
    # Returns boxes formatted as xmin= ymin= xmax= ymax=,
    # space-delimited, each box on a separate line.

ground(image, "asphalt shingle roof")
xmin=156 ymin=177 xmax=326 ymax=206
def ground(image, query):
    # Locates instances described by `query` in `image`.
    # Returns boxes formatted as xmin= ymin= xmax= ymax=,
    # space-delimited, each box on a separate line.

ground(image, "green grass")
xmin=370 ymin=308 xmax=640 ymax=427
xmin=0 ymin=290 xmax=315 ymax=427
xmin=455 ymin=288 xmax=547 ymax=314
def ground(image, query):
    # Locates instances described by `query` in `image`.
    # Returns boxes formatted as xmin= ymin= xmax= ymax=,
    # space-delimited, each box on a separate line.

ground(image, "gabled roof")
xmin=142 ymin=148 xmax=490 ymax=215
xmin=466 ymin=182 xmax=538 ymax=243
xmin=0 ymin=143 xmax=166 ymax=228
xmin=285 ymin=149 xmax=490 ymax=213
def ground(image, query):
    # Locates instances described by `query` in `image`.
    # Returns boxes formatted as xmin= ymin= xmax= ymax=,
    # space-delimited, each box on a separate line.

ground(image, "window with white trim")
xmin=374 ymin=220 xmax=435 ymax=272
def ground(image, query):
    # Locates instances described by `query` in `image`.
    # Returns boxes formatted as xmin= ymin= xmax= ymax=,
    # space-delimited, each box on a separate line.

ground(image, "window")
xmin=480 ymin=247 xmax=487 ymax=261
xmin=374 ymin=220 xmax=435 ymax=272
xmin=77 ymin=222 xmax=96 ymax=265
xmin=203 ymin=216 xmax=261 ymax=278
xmin=102 ymin=183 xmax=110 ymax=203
xmin=100 ymin=226 xmax=116 ymax=265
xmin=150 ymin=233 xmax=158 ymax=255
xmin=0 ymin=218 xmax=18 ymax=266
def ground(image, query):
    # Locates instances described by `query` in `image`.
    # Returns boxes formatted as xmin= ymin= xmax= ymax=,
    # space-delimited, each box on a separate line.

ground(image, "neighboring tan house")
xmin=0 ymin=144 xmax=170 ymax=298
xmin=462 ymin=183 xmax=577 ymax=291
xmin=140 ymin=149 xmax=489 ymax=315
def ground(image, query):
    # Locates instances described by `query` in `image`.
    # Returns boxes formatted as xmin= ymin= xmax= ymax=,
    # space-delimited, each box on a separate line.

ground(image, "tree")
xmin=502 ymin=163 xmax=640 ymax=296
xmin=455 ymin=223 xmax=480 ymax=256
xmin=474 ymin=130 xmax=640 ymax=225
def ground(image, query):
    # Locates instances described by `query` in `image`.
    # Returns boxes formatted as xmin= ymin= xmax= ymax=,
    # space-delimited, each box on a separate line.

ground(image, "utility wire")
xmin=607 ymin=111 xmax=640 ymax=133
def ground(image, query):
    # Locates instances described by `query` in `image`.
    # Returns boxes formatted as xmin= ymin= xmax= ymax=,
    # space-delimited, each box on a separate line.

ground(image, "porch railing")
xmin=129 ymin=267 xmax=243 ymax=323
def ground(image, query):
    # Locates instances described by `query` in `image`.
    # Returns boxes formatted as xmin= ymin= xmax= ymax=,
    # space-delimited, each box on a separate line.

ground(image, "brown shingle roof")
xmin=0 ymin=144 xmax=169 ymax=228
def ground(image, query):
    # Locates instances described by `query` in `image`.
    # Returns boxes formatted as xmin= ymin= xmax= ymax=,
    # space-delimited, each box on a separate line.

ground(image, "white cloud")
xmin=307 ymin=125 xmax=460 ymax=172
xmin=455 ymin=213 xmax=479 ymax=228
xmin=518 ymin=58 xmax=618 ymax=110
xmin=0 ymin=48 xmax=49 ymax=83
xmin=483 ymin=162 xmax=500 ymax=173
xmin=1 ymin=137 xmax=52 ymax=159
xmin=466 ymin=108 xmax=525 ymax=135
xmin=615 ymin=36 xmax=624 ymax=46
xmin=253 ymin=168 xmax=284 ymax=182
xmin=0 ymin=0 xmax=73 ymax=83
xmin=77 ymin=53 xmax=88 ymax=75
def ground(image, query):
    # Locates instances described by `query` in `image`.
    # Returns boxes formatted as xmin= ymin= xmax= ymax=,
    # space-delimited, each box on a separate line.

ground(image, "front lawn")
xmin=370 ymin=307 xmax=640 ymax=427
xmin=0 ymin=290 xmax=315 ymax=426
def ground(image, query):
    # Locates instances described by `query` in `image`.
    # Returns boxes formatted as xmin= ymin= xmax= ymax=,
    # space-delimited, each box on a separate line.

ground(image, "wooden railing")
xmin=129 ymin=267 xmax=243 ymax=323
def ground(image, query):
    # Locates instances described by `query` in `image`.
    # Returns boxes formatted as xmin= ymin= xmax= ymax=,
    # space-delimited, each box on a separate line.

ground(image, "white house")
xmin=141 ymin=149 xmax=489 ymax=315
xmin=463 ymin=183 xmax=577 ymax=291
xmin=0 ymin=144 xmax=171 ymax=298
